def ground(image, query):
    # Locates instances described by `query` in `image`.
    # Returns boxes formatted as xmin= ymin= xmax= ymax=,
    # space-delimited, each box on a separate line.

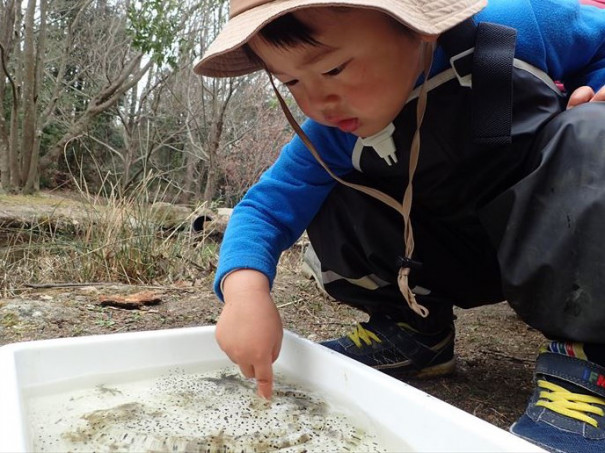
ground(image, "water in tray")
xmin=26 ymin=365 xmax=393 ymax=452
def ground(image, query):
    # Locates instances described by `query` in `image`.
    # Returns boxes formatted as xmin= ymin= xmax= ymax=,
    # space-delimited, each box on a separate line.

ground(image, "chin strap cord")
xmin=397 ymin=41 xmax=434 ymax=318
xmin=267 ymin=41 xmax=436 ymax=318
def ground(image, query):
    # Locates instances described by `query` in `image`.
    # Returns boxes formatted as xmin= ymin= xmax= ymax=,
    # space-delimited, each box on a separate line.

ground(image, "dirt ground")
xmin=0 ymin=243 xmax=546 ymax=433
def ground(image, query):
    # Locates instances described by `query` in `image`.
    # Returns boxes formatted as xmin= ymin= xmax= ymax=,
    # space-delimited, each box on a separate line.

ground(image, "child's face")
xmin=249 ymin=8 xmax=434 ymax=138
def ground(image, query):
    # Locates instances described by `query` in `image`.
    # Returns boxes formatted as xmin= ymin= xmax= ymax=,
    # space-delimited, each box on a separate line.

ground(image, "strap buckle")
xmin=397 ymin=256 xmax=423 ymax=271
xmin=449 ymin=47 xmax=474 ymax=88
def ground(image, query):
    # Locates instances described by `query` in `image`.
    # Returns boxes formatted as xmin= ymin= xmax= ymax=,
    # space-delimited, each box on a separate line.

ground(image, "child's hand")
xmin=567 ymin=85 xmax=605 ymax=109
xmin=216 ymin=269 xmax=283 ymax=399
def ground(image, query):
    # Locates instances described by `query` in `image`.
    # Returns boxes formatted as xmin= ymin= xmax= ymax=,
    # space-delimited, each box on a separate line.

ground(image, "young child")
xmin=195 ymin=0 xmax=605 ymax=451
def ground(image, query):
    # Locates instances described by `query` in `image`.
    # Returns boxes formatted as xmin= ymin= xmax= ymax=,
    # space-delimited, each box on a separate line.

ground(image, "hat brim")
xmin=194 ymin=0 xmax=486 ymax=77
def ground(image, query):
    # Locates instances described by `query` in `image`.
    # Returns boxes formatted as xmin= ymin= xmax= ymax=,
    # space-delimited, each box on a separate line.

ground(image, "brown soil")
xmin=0 ymin=248 xmax=545 ymax=433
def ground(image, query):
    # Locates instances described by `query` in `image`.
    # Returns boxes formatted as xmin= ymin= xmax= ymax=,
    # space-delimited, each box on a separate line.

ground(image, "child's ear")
xmin=419 ymin=33 xmax=439 ymax=43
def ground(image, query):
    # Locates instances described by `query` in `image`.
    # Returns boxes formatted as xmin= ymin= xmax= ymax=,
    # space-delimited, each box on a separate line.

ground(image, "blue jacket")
xmin=214 ymin=0 xmax=605 ymax=299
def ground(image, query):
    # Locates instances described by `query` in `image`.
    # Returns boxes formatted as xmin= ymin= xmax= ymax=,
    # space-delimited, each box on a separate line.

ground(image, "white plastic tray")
xmin=0 ymin=326 xmax=544 ymax=452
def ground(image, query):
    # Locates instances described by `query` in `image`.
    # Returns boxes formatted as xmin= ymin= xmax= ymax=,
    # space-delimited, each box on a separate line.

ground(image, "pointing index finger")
xmin=254 ymin=360 xmax=274 ymax=399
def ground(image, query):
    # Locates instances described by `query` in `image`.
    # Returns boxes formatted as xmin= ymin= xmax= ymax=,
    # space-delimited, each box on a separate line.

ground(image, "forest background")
xmin=0 ymin=0 xmax=301 ymax=292
xmin=0 ymin=0 xmax=293 ymax=201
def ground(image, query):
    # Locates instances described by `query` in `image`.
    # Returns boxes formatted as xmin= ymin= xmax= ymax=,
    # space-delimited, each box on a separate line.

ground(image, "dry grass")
xmin=0 ymin=180 xmax=217 ymax=297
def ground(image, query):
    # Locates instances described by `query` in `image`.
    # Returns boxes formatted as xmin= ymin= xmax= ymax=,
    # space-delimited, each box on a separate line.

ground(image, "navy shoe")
xmin=510 ymin=342 xmax=605 ymax=453
xmin=321 ymin=315 xmax=455 ymax=379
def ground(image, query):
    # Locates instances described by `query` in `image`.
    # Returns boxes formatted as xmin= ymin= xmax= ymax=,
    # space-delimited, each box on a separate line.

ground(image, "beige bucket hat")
xmin=195 ymin=0 xmax=487 ymax=77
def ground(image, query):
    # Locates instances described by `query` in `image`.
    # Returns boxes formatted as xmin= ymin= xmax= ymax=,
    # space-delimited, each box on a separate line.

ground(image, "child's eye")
xmin=283 ymin=79 xmax=299 ymax=87
xmin=324 ymin=65 xmax=344 ymax=76
xmin=323 ymin=61 xmax=349 ymax=77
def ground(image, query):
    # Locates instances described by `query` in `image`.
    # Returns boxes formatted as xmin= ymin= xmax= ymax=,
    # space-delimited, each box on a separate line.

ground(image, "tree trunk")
xmin=0 ymin=42 xmax=10 ymax=190
xmin=20 ymin=0 xmax=38 ymax=191
xmin=9 ymin=1 xmax=23 ymax=189
xmin=202 ymin=139 xmax=218 ymax=204
xmin=23 ymin=0 xmax=47 ymax=193
xmin=120 ymin=58 xmax=143 ymax=193
xmin=180 ymin=142 xmax=198 ymax=204
xmin=202 ymin=81 xmax=233 ymax=204
xmin=0 ymin=0 xmax=16 ymax=191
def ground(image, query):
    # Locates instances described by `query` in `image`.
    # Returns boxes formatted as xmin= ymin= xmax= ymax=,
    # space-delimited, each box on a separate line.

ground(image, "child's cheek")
xmin=295 ymin=98 xmax=315 ymax=120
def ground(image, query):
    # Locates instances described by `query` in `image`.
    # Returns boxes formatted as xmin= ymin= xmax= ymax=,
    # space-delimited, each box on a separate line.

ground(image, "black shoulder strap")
xmin=472 ymin=23 xmax=517 ymax=146
xmin=438 ymin=19 xmax=517 ymax=146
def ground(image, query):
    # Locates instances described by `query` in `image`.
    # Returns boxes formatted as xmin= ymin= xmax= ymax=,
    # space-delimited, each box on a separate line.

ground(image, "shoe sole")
xmin=377 ymin=357 xmax=456 ymax=380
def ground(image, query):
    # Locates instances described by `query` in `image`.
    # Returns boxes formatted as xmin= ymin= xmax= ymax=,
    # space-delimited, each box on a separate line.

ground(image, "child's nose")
xmin=307 ymin=85 xmax=338 ymax=110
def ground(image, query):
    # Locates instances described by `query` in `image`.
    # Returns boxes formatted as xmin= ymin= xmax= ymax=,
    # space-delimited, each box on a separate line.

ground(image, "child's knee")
xmin=549 ymin=101 xmax=605 ymax=134
xmin=537 ymin=102 xmax=605 ymax=157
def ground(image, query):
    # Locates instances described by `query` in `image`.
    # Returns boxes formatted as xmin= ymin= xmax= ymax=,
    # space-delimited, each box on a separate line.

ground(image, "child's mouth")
xmin=336 ymin=118 xmax=359 ymax=133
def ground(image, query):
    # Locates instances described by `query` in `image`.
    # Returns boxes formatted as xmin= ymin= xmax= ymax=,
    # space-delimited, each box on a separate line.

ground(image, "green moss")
xmin=1 ymin=312 xmax=18 ymax=328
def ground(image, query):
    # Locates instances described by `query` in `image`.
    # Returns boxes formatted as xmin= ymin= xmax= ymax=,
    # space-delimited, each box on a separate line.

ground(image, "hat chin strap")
xmin=267 ymin=41 xmax=436 ymax=318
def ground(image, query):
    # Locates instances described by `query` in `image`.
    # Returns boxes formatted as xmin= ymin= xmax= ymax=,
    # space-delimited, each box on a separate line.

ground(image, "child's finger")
xmin=567 ymin=86 xmax=595 ymax=109
xmin=591 ymin=85 xmax=605 ymax=102
xmin=254 ymin=361 xmax=274 ymax=399
xmin=239 ymin=363 xmax=255 ymax=379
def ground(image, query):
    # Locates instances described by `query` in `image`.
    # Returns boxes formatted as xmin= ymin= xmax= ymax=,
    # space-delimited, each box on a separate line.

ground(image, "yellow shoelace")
xmin=347 ymin=325 xmax=382 ymax=348
xmin=347 ymin=322 xmax=420 ymax=348
xmin=536 ymin=379 xmax=605 ymax=428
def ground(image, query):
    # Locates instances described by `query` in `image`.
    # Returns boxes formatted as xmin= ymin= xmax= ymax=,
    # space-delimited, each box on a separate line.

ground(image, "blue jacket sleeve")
xmin=531 ymin=0 xmax=605 ymax=92
xmin=213 ymin=120 xmax=357 ymax=300
xmin=479 ymin=0 xmax=605 ymax=92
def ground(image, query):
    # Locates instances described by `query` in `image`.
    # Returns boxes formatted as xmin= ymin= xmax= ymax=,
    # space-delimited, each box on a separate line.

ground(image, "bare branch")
xmin=0 ymin=41 xmax=18 ymax=109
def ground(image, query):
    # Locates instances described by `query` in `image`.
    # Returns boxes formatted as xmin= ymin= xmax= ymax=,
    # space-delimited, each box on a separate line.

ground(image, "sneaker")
xmin=320 ymin=315 xmax=455 ymax=379
xmin=510 ymin=342 xmax=605 ymax=453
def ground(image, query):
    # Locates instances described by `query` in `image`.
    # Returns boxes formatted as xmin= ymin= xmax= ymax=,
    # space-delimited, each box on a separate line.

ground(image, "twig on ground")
xmin=313 ymin=321 xmax=356 ymax=326
xmin=482 ymin=349 xmax=534 ymax=364
xmin=277 ymin=300 xmax=301 ymax=309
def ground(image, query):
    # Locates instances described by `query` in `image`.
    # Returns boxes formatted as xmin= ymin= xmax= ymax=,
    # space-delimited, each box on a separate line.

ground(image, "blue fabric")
xmin=214 ymin=121 xmax=355 ymax=298
xmin=213 ymin=0 xmax=605 ymax=300
xmin=510 ymin=350 xmax=605 ymax=452
xmin=512 ymin=414 xmax=603 ymax=453
xmin=475 ymin=0 xmax=605 ymax=92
